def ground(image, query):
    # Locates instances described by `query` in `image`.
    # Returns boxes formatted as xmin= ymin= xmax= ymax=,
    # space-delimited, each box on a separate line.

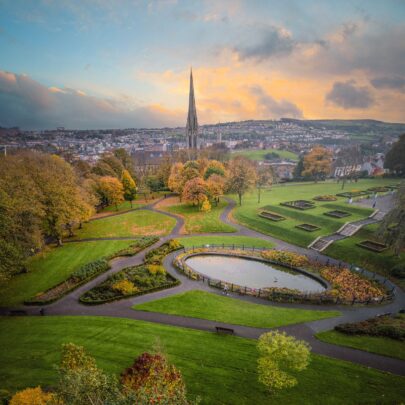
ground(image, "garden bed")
xmin=79 ymin=239 xmax=183 ymax=304
xmin=295 ymin=223 xmax=321 ymax=232
xmin=24 ymin=237 xmax=159 ymax=305
xmin=367 ymin=187 xmax=390 ymax=193
xmin=259 ymin=211 xmax=286 ymax=221
xmin=280 ymin=200 xmax=315 ymax=210
xmin=324 ymin=210 xmax=352 ymax=218
xmin=357 ymin=240 xmax=388 ymax=253
xmin=336 ymin=191 xmax=370 ymax=198
xmin=313 ymin=195 xmax=338 ymax=201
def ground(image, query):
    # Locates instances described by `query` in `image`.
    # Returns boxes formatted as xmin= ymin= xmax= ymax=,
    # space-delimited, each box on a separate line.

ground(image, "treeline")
xmin=0 ymin=149 xmax=137 ymax=282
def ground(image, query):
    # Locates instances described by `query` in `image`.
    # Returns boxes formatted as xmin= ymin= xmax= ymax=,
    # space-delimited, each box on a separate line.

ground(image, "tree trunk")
xmin=57 ymin=237 xmax=63 ymax=247
xmin=341 ymin=176 xmax=346 ymax=190
xmin=258 ymin=186 xmax=261 ymax=204
xmin=115 ymin=203 xmax=118 ymax=211
xmin=130 ymin=200 xmax=133 ymax=208
xmin=239 ymin=193 xmax=242 ymax=206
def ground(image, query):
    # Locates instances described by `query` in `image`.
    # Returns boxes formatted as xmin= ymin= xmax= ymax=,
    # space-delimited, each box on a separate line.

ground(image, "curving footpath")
xmin=1 ymin=196 xmax=405 ymax=377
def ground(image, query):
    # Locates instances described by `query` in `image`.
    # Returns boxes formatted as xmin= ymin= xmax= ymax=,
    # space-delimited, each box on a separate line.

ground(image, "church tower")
xmin=186 ymin=68 xmax=198 ymax=149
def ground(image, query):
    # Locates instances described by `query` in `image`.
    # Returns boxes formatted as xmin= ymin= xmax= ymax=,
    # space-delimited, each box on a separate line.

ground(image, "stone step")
xmin=310 ymin=238 xmax=332 ymax=252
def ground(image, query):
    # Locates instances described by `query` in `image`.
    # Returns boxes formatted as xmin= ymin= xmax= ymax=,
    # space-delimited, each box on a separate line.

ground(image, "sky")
xmin=0 ymin=0 xmax=404 ymax=129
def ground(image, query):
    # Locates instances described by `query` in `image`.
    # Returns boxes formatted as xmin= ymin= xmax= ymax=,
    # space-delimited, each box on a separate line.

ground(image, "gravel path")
xmin=2 ymin=195 xmax=405 ymax=376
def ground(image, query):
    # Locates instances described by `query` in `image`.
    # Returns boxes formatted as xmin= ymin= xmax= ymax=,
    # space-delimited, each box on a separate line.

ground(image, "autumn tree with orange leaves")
xmin=302 ymin=146 xmax=332 ymax=183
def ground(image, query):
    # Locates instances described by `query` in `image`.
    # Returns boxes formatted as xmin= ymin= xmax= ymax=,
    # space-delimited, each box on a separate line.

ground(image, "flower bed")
xmin=335 ymin=313 xmax=405 ymax=341
xmin=295 ymin=223 xmax=320 ymax=232
xmin=324 ymin=210 xmax=351 ymax=218
xmin=259 ymin=211 xmax=286 ymax=221
xmin=313 ymin=195 xmax=338 ymax=201
xmin=79 ymin=239 xmax=183 ymax=304
xmin=357 ymin=240 xmax=388 ymax=253
xmin=280 ymin=200 xmax=315 ymax=210
xmin=174 ymin=248 xmax=389 ymax=305
xmin=336 ymin=191 xmax=370 ymax=198
xmin=367 ymin=186 xmax=390 ymax=193
xmin=24 ymin=237 xmax=159 ymax=305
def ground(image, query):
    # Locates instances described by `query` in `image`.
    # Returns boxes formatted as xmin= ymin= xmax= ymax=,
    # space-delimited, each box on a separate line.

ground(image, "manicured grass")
xmin=1 ymin=317 xmax=404 ymax=404
xmin=100 ymin=200 xmax=146 ymax=212
xmin=165 ymin=199 xmax=236 ymax=234
xmin=0 ymin=240 xmax=135 ymax=306
xmin=233 ymin=148 xmax=298 ymax=161
xmin=178 ymin=235 xmax=274 ymax=249
xmin=325 ymin=223 xmax=405 ymax=289
xmin=73 ymin=210 xmax=176 ymax=239
xmin=133 ymin=290 xmax=340 ymax=328
xmin=316 ymin=330 xmax=405 ymax=361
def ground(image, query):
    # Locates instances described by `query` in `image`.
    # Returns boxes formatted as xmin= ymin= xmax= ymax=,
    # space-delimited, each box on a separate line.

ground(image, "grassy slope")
xmin=73 ymin=210 xmax=176 ymax=239
xmin=233 ymin=148 xmax=298 ymax=161
xmin=165 ymin=200 xmax=236 ymax=234
xmin=0 ymin=316 xmax=404 ymax=405
xmin=133 ymin=290 xmax=340 ymax=328
xmin=0 ymin=240 xmax=135 ymax=306
xmin=178 ymin=235 xmax=274 ymax=249
xmin=317 ymin=330 xmax=405 ymax=361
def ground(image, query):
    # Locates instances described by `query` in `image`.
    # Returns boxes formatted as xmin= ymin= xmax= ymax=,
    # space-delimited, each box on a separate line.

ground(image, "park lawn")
xmin=100 ymin=200 xmax=146 ymax=213
xmin=178 ymin=235 xmax=274 ymax=249
xmin=72 ymin=210 xmax=176 ymax=239
xmin=133 ymin=290 xmax=340 ymax=328
xmin=1 ymin=317 xmax=405 ymax=405
xmin=325 ymin=224 xmax=405 ymax=289
xmin=232 ymin=178 xmax=392 ymax=248
xmin=0 ymin=240 xmax=135 ymax=307
xmin=316 ymin=330 xmax=405 ymax=361
xmin=165 ymin=199 xmax=236 ymax=234
xmin=233 ymin=148 xmax=298 ymax=161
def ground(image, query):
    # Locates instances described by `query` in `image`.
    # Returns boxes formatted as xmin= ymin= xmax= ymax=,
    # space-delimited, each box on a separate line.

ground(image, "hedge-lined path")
xmin=1 ymin=195 xmax=405 ymax=377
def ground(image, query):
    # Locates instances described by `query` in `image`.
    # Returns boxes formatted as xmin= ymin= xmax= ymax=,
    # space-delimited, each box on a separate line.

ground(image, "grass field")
xmin=178 ymin=235 xmax=274 ymax=249
xmin=0 ymin=240 xmax=135 ymax=306
xmin=1 ymin=316 xmax=404 ymax=404
xmin=72 ymin=210 xmax=176 ymax=239
xmin=233 ymin=148 xmax=298 ymax=161
xmin=162 ymin=199 xmax=236 ymax=234
xmin=325 ymin=223 xmax=405 ymax=288
xmin=100 ymin=200 xmax=146 ymax=212
xmin=316 ymin=330 xmax=405 ymax=361
xmin=133 ymin=290 xmax=340 ymax=328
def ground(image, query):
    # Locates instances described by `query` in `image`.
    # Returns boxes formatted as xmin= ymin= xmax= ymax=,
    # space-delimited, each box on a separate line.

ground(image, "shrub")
xmin=9 ymin=387 xmax=56 ymax=405
xmin=112 ymin=279 xmax=138 ymax=295
xmin=261 ymin=250 xmax=309 ymax=268
xmin=71 ymin=259 xmax=109 ymax=281
xmin=147 ymin=264 xmax=166 ymax=276
xmin=391 ymin=262 xmax=405 ymax=278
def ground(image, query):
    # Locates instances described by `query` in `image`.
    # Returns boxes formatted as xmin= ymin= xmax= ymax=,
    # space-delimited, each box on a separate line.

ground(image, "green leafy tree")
xmin=226 ymin=157 xmax=257 ymax=205
xmin=257 ymin=331 xmax=310 ymax=392
xmin=385 ymin=134 xmax=405 ymax=176
xmin=121 ymin=170 xmax=137 ymax=208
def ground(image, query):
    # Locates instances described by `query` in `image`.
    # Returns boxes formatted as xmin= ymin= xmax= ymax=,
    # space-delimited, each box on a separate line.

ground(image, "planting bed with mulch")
xmin=295 ymin=223 xmax=321 ymax=232
xmin=357 ymin=240 xmax=388 ymax=253
xmin=324 ymin=210 xmax=352 ymax=218
xmin=259 ymin=211 xmax=286 ymax=221
xmin=280 ymin=200 xmax=315 ymax=210
xmin=336 ymin=191 xmax=370 ymax=198
xmin=313 ymin=195 xmax=338 ymax=201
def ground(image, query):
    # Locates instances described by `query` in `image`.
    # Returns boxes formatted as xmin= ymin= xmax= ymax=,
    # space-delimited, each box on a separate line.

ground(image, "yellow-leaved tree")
xmin=302 ymin=146 xmax=332 ymax=183
xmin=96 ymin=176 xmax=124 ymax=210
xmin=121 ymin=169 xmax=137 ymax=208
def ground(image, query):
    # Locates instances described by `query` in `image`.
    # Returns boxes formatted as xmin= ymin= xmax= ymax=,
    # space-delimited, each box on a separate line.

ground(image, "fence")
xmin=174 ymin=245 xmax=395 ymax=306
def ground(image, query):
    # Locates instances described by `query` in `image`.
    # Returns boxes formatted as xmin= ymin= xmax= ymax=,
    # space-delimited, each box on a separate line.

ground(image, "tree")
xmin=182 ymin=177 xmax=208 ymax=207
xmin=293 ymin=157 xmax=304 ymax=179
xmin=226 ymin=157 xmax=257 ymax=205
xmin=256 ymin=165 xmax=273 ymax=204
xmin=377 ymin=183 xmax=405 ymax=255
xmin=335 ymin=146 xmax=363 ymax=189
xmin=385 ymin=134 xmax=405 ymax=176
xmin=97 ymin=176 xmax=124 ymax=210
xmin=121 ymin=170 xmax=137 ymax=208
xmin=121 ymin=351 xmax=189 ymax=405
xmin=203 ymin=160 xmax=226 ymax=180
xmin=302 ymin=146 xmax=332 ymax=183
xmin=57 ymin=343 xmax=122 ymax=405
xmin=206 ymin=174 xmax=225 ymax=206
xmin=9 ymin=387 xmax=57 ymax=405
xmin=257 ymin=331 xmax=310 ymax=392
xmin=200 ymin=196 xmax=211 ymax=212
xmin=168 ymin=162 xmax=185 ymax=196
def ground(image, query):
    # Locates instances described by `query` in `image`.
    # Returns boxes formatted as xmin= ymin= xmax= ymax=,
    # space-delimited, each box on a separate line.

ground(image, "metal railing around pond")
xmin=174 ymin=244 xmax=395 ymax=306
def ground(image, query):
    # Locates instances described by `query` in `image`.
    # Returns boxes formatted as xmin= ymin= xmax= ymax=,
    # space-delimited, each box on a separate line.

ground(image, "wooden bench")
xmin=215 ymin=326 xmax=234 ymax=335
xmin=8 ymin=310 xmax=27 ymax=316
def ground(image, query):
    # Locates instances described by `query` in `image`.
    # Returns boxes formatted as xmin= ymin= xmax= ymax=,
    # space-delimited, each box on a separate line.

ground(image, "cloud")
xmin=234 ymin=25 xmax=295 ymax=61
xmin=250 ymin=86 xmax=303 ymax=119
xmin=370 ymin=76 xmax=405 ymax=91
xmin=325 ymin=80 xmax=374 ymax=109
xmin=0 ymin=71 xmax=183 ymax=129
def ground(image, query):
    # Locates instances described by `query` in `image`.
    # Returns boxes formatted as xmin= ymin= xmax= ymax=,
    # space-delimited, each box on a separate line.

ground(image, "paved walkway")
xmin=2 ymin=195 xmax=405 ymax=377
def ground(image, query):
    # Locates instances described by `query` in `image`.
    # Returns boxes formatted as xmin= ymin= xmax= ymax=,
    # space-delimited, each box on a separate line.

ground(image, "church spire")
xmin=186 ymin=68 xmax=198 ymax=149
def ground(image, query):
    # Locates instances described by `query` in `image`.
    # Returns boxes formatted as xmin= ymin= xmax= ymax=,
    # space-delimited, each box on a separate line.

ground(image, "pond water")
xmin=185 ymin=255 xmax=326 ymax=293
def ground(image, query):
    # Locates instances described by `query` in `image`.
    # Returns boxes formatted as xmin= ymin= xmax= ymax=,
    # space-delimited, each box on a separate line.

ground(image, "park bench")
xmin=8 ymin=310 xmax=27 ymax=316
xmin=215 ymin=326 xmax=234 ymax=335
